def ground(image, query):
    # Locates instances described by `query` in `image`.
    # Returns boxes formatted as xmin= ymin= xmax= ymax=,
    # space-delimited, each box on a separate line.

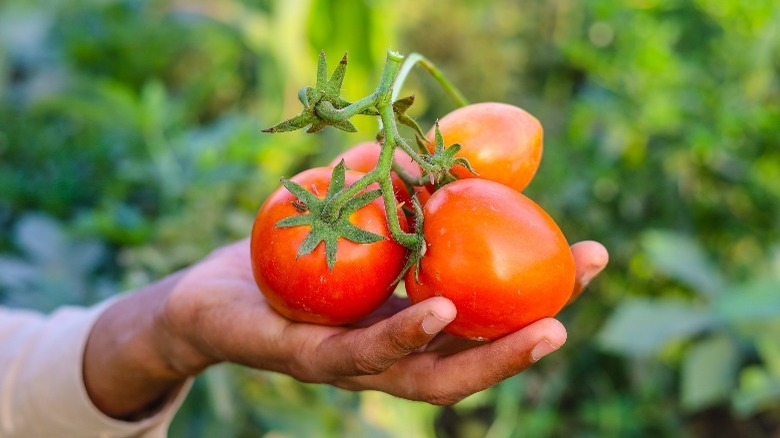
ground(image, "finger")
xmin=569 ymin=240 xmax=609 ymax=303
xmin=315 ymin=297 xmax=456 ymax=377
xmin=340 ymin=318 xmax=567 ymax=405
xmin=424 ymin=333 xmax=485 ymax=355
xmin=352 ymin=295 xmax=412 ymax=327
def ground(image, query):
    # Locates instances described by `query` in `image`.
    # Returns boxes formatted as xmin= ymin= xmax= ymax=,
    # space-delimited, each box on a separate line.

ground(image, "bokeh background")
xmin=1 ymin=0 xmax=779 ymax=436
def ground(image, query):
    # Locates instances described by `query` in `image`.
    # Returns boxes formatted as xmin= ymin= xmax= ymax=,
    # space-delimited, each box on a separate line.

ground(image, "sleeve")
xmin=0 ymin=301 xmax=192 ymax=438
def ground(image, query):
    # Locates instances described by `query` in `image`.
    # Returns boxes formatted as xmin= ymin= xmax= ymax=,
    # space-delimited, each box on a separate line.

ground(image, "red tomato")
xmin=251 ymin=167 xmax=409 ymax=325
xmin=331 ymin=141 xmax=431 ymax=206
xmin=427 ymin=102 xmax=543 ymax=192
xmin=405 ymin=178 xmax=575 ymax=340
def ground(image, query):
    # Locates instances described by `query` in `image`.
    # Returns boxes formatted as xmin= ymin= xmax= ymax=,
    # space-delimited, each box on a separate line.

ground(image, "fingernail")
xmin=531 ymin=339 xmax=559 ymax=362
xmin=422 ymin=312 xmax=450 ymax=335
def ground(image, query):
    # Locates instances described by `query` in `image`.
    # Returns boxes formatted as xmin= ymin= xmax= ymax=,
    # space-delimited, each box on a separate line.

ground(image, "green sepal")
xmin=297 ymin=229 xmax=325 ymax=258
xmin=325 ymin=53 xmax=348 ymax=96
xmin=273 ymin=166 xmax=387 ymax=271
xmin=420 ymin=122 xmax=479 ymax=187
xmin=274 ymin=214 xmax=311 ymax=228
xmin=262 ymin=113 xmax=314 ymax=133
xmin=316 ymin=50 xmax=328 ymax=89
xmin=262 ymin=51 xmax=361 ymax=134
xmin=340 ymin=222 xmax=385 ymax=244
xmin=327 ymin=161 xmax=347 ymax=198
xmin=280 ymin=178 xmax=319 ymax=206
xmin=341 ymin=189 xmax=382 ymax=213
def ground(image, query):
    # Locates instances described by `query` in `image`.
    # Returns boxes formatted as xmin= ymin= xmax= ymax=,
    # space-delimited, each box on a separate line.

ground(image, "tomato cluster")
xmin=251 ymin=102 xmax=575 ymax=340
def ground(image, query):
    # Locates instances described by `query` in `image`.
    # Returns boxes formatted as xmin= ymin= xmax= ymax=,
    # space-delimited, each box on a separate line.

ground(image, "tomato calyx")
xmin=421 ymin=122 xmax=478 ymax=189
xmin=275 ymin=162 xmax=386 ymax=270
xmin=261 ymin=51 xmax=378 ymax=134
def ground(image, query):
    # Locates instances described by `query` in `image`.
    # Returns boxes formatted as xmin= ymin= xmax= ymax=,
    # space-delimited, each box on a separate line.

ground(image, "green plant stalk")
xmin=319 ymin=51 xmax=424 ymax=248
xmin=392 ymin=52 xmax=469 ymax=108
xmin=391 ymin=161 xmax=429 ymax=187
xmin=376 ymin=104 xmax=421 ymax=248
xmin=386 ymin=119 xmax=437 ymax=173
xmin=319 ymin=52 xmax=402 ymax=220
xmin=316 ymin=49 xmax=404 ymax=123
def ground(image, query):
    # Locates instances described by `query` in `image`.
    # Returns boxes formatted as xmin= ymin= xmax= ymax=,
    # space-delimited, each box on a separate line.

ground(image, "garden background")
xmin=1 ymin=0 xmax=779 ymax=436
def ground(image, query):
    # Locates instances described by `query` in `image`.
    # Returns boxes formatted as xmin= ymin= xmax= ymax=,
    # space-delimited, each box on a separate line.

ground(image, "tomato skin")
xmin=251 ymin=167 xmax=408 ymax=325
xmin=331 ymin=142 xmax=431 ymax=206
xmin=404 ymin=179 xmax=574 ymax=340
xmin=427 ymin=102 xmax=543 ymax=192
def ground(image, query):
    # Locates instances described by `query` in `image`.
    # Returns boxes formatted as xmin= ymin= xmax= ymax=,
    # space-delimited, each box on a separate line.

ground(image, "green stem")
xmin=381 ymin=105 xmax=436 ymax=173
xmin=378 ymin=175 xmax=420 ymax=248
xmin=376 ymin=107 xmax=421 ymax=249
xmin=315 ymin=93 xmax=378 ymax=122
xmin=320 ymin=169 xmax=380 ymax=223
xmin=391 ymin=161 xmax=429 ymax=187
xmin=320 ymin=51 xmax=408 ymax=222
xmin=391 ymin=53 xmax=469 ymax=108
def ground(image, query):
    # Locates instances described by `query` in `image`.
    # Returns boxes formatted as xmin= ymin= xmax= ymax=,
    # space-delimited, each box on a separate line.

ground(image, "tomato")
xmin=251 ymin=167 xmax=409 ymax=325
xmin=331 ymin=141 xmax=431 ymax=206
xmin=427 ymin=102 xmax=543 ymax=192
xmin=404 ymin=178 xmax=575 ymax=340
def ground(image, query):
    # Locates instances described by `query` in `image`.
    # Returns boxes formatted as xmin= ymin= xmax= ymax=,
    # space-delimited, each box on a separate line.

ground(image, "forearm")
xmin=83 ymin=271 xmax=193 ymax=419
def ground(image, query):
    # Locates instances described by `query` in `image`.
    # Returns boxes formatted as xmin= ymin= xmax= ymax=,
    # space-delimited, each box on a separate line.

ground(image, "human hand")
xmin=158 ymin=238 xmax=608 ymax=405
xmin=84 ymin=238 xmax=607 ymax=418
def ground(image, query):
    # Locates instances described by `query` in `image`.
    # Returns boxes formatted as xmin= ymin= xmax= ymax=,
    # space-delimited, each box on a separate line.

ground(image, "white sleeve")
xmin=0 ymin=301 xmax=192 ymax=438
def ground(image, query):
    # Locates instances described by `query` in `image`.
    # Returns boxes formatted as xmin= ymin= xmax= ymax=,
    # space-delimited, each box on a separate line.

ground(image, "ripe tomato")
xmin=427 ymin=102 xmax=543 ymax=192
xmin=251 ymin=167 xmax=408 ymax=325
xmin=404 ymin=178 xmax=575 ymax=340
xmin=331 ymin=141 xmax=431 ymax=206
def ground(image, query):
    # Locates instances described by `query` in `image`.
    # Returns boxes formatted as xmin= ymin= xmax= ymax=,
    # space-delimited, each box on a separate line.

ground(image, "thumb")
xmin=317 ymin=297 xmax=457 ymax=377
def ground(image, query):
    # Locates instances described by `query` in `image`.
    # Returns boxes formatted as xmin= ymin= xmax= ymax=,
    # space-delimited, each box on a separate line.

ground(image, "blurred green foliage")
xmin=1 ymin=0 xmax=779 ymax=436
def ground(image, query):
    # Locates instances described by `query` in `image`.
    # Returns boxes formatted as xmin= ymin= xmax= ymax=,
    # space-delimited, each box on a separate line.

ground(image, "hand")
xmin=84 ymin=238 xmax=608 ymax=418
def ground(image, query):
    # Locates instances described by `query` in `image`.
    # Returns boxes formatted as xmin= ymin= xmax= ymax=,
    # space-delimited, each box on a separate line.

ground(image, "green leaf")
xmin=755 ymin=334 xmax=780 ymax=378
xmin=642 ymin=230 xmax=726 ymax=298
xmin=714 ymin=278 xmax=780 ymax=324
xmin=597 ymin=297 xmax=716 ymax=357
xmin=733 ymin=366 xmax=780 ymax=416
xmin=392 ymin=95 xmax=416 ymax=113
xmin=680 ymin=335 xmax=740 ymax=412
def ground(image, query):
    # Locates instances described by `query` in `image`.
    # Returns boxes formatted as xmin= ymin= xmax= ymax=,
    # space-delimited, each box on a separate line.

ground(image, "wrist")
xmin=153 ymin=270 xmax=224 ymax=378
xmin=84 ymin=272 xmax=203 ymax=419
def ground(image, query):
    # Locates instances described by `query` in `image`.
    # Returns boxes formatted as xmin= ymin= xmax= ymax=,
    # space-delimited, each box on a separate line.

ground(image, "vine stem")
xmin=391 ymin=53 xmax=469 ymax=108
xmin=376 ymin=103 xmax=421 ymax=248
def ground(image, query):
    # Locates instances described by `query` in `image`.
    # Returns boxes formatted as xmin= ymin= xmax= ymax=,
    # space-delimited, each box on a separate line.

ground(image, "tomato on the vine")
xmin=251 ymin=167 xmax=409 ymax=325
xmin=331 ymin=142 xmax=431 ymax=206
xmin=404 ymin=178 xmax=575 ymax=340
xmin=427 ymin=102 xmax=543 ymax=192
